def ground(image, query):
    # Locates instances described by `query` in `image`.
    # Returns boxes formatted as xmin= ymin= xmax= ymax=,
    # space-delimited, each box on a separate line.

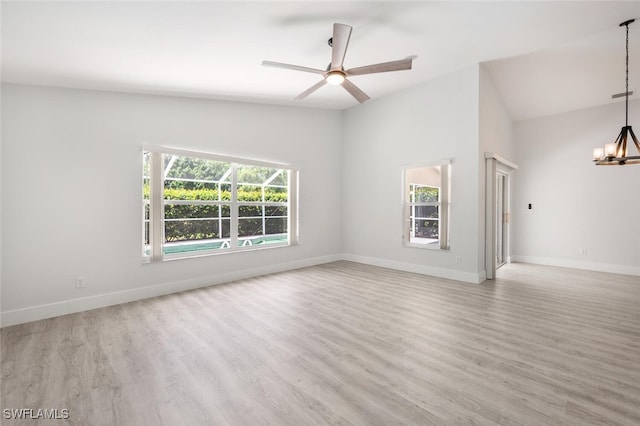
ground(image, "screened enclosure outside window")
xmin=403 ymin=162 xmax=450 ymax=250
xmin=143 ymin=147 xmax=297 ymax=262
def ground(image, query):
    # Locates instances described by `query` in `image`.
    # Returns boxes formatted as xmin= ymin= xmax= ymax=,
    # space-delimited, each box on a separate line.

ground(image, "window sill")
xmin=403 ymin=242 xmax=450 ymax=251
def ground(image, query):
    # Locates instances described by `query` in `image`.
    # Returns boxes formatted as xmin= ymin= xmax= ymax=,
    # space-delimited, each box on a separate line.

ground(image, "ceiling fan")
xmin=262 ymin=23 xmax=414 ymax=103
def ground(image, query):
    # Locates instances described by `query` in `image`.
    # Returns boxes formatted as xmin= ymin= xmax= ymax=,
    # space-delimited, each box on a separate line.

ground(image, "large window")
xmin=143 ymin=147 xmax=297 ymax=262
xmin=403 ymin=162 xmax=450 ymax=250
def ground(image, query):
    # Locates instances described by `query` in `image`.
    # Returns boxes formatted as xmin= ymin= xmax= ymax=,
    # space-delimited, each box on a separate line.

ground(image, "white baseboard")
xmin=7 ymin=252 xmax=633 ymax=328
xmin=0 ymin=254 xmax=341 ymax=327
xmin=6 ymin=252 xmax=556 ymax=327
xmin=511 ymin=255 xmax=640 ymax=277
xmin=342 ymin=253 xmax=486 ymax=284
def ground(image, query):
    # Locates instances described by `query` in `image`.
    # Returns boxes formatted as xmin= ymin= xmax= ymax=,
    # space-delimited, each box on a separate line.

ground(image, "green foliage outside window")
xmin=143 ymin=186 xmax=288 ymax=243
xmin=414 ymin=186 xmax=439 ymax=202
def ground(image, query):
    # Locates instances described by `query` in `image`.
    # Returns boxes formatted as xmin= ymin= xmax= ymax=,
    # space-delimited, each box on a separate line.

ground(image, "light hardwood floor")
xmin=2 ymin=261 xmax=639 ymax=425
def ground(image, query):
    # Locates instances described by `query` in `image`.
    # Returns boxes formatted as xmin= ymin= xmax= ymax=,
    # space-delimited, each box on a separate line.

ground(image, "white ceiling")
xmin=2 ymin=1 xmax=639 ymax=121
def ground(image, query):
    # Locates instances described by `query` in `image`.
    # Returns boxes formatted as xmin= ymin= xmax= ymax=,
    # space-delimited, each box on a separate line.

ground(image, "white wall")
xmin=479 ymin=65 xmax=515 ymax=160
xmin=341 ymin=66 xmax=484 ymax=283
xmin=1 ymin=84 xmax=343 ymax=325
xmin=512 ymin=99 xmax=640 ymax=275
xmin=479 ymin=65 xmax=516 ymax=271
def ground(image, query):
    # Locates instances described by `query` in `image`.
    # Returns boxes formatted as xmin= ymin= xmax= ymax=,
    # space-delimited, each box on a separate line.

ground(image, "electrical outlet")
xmin=76 ymin=276 xmax=86 ymax=288
xmin=578 ymin=248 xmax=587 ymax=256
xmin=456 ymin=256 xmax=462 ymax=264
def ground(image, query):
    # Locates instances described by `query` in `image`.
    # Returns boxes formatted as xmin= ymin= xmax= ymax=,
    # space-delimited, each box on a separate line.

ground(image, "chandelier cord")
xmin=626 ymin=22 xmax=629 ymax=127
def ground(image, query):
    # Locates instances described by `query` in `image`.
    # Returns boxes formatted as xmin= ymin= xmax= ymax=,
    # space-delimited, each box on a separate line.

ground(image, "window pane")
xmin=237 ymin=165 xmax=282 ymax=185
xmin=265 ymin=186 xmax=288 ymax=202
xmin=239 ymin=204 xmax=262 ymax=217
xmin=143 ymin=151 xmax=151 ymax=178
xmin=266 ymin=218 xmax=287 ymax=235
xmin=220 ymin=183 xmax=231 ymax=201
xmin=414 ymin=186 xmax=439 ymax=202
xmin=414 ymin=219 xmax=439 ymax=239
xmin=237 ymin=205 xmax=287 ymax=218
xmin=144 ymin=221 xmax=149 ymax=244
xmin=144 ymin=202 xmax=150 ymax=245
xmin=164 ymin=155 xmax=231 ymax=182
xmin=165 ymin=219 xmax=217 ymax=242
xmin=165 ymin=204 xmax=221 ymax=219
xmin=265 ymin=206 xmax=287 ymax=217
xmin=237 ymin=217 xmax=288 ymax=237
xmin=238 ymin=218 xmax=262 ymax=237
xmin=165 ymin=218 xmax=230 ymax=242
xmin=220 ymin=219 xmax=231 ymax=238
xmin=238 ymin=218 xmax=288 ymax=247
xmin=238 ymin=185 xmax=262 ymax=202
xmin=268 ymin=170 xmax=288 ymax=186
xmin=164 ymin=220 xmax=231 ymax=255
xmin=162 ymin=155 xmax=230 ymax=203
xmin=164 ymin=181 xmax=218 ymax=198
xmin=414 ymin=205 xmax=439 ymax=219
xmin=144 ymin=216 xmax=150 ymax=256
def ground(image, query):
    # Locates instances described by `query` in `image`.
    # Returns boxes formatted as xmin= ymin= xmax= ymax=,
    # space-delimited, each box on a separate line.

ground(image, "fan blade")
xmin=262 ymin=60 xmax=325 ymax=75
xmin=295 ymin=79 xmax=327 ymax=100
xmin=331 ymin=23 xmax=352 ymax=70
xmin=342 ymin=79 xmax=370 ymax=103
xmin=346 ymin=57 xmax=413 ymax=76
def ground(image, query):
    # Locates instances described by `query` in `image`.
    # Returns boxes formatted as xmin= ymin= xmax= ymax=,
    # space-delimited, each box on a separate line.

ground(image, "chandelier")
xmin=593 ymin=19 xmax=640 ymax=165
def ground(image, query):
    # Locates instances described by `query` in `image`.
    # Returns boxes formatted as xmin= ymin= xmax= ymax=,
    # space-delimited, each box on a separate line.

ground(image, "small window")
xmin=403 ymin=162 xmax=450 ymax=250
xmin=143 ymin=147 xmax=298 ymax=262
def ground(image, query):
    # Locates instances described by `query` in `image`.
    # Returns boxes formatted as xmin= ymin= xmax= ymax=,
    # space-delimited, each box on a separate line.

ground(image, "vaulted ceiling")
xmin=2 ymin=1 xmax=639 ymax=121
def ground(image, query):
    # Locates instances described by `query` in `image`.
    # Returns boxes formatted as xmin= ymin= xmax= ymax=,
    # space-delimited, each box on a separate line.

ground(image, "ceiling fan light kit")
xmin=326 ymin=70 xmax=346 ymax=85
xmin=262 ymin=23 xmax=414 ymax=103
xmin=593 ymin=19 xmax=640 ymax=165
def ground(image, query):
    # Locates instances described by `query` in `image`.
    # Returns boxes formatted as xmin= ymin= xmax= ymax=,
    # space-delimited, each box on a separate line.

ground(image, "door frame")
xmin=485 ymin=153 xmax=518 ymax=280
xmin=496 ymin=170 xmax=508 ymax=269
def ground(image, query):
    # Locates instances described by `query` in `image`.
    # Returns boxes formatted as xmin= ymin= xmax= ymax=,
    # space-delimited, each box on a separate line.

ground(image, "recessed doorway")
xmin=485 ymin=153 xmax=518 ymax=280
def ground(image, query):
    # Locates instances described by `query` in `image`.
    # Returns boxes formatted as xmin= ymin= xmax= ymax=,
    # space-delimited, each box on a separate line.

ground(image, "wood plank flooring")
xmin=2 ymin=261 xmax=639 ymax=425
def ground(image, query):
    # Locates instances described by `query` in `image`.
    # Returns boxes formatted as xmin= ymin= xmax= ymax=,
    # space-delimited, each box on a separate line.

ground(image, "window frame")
xmin=143 ymin=146 xmax=298 ymax=262
xmin=409 ymin=183 xmax=440 ymax=240
xmin=402 ymin=160 xmax=451 ymax=251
